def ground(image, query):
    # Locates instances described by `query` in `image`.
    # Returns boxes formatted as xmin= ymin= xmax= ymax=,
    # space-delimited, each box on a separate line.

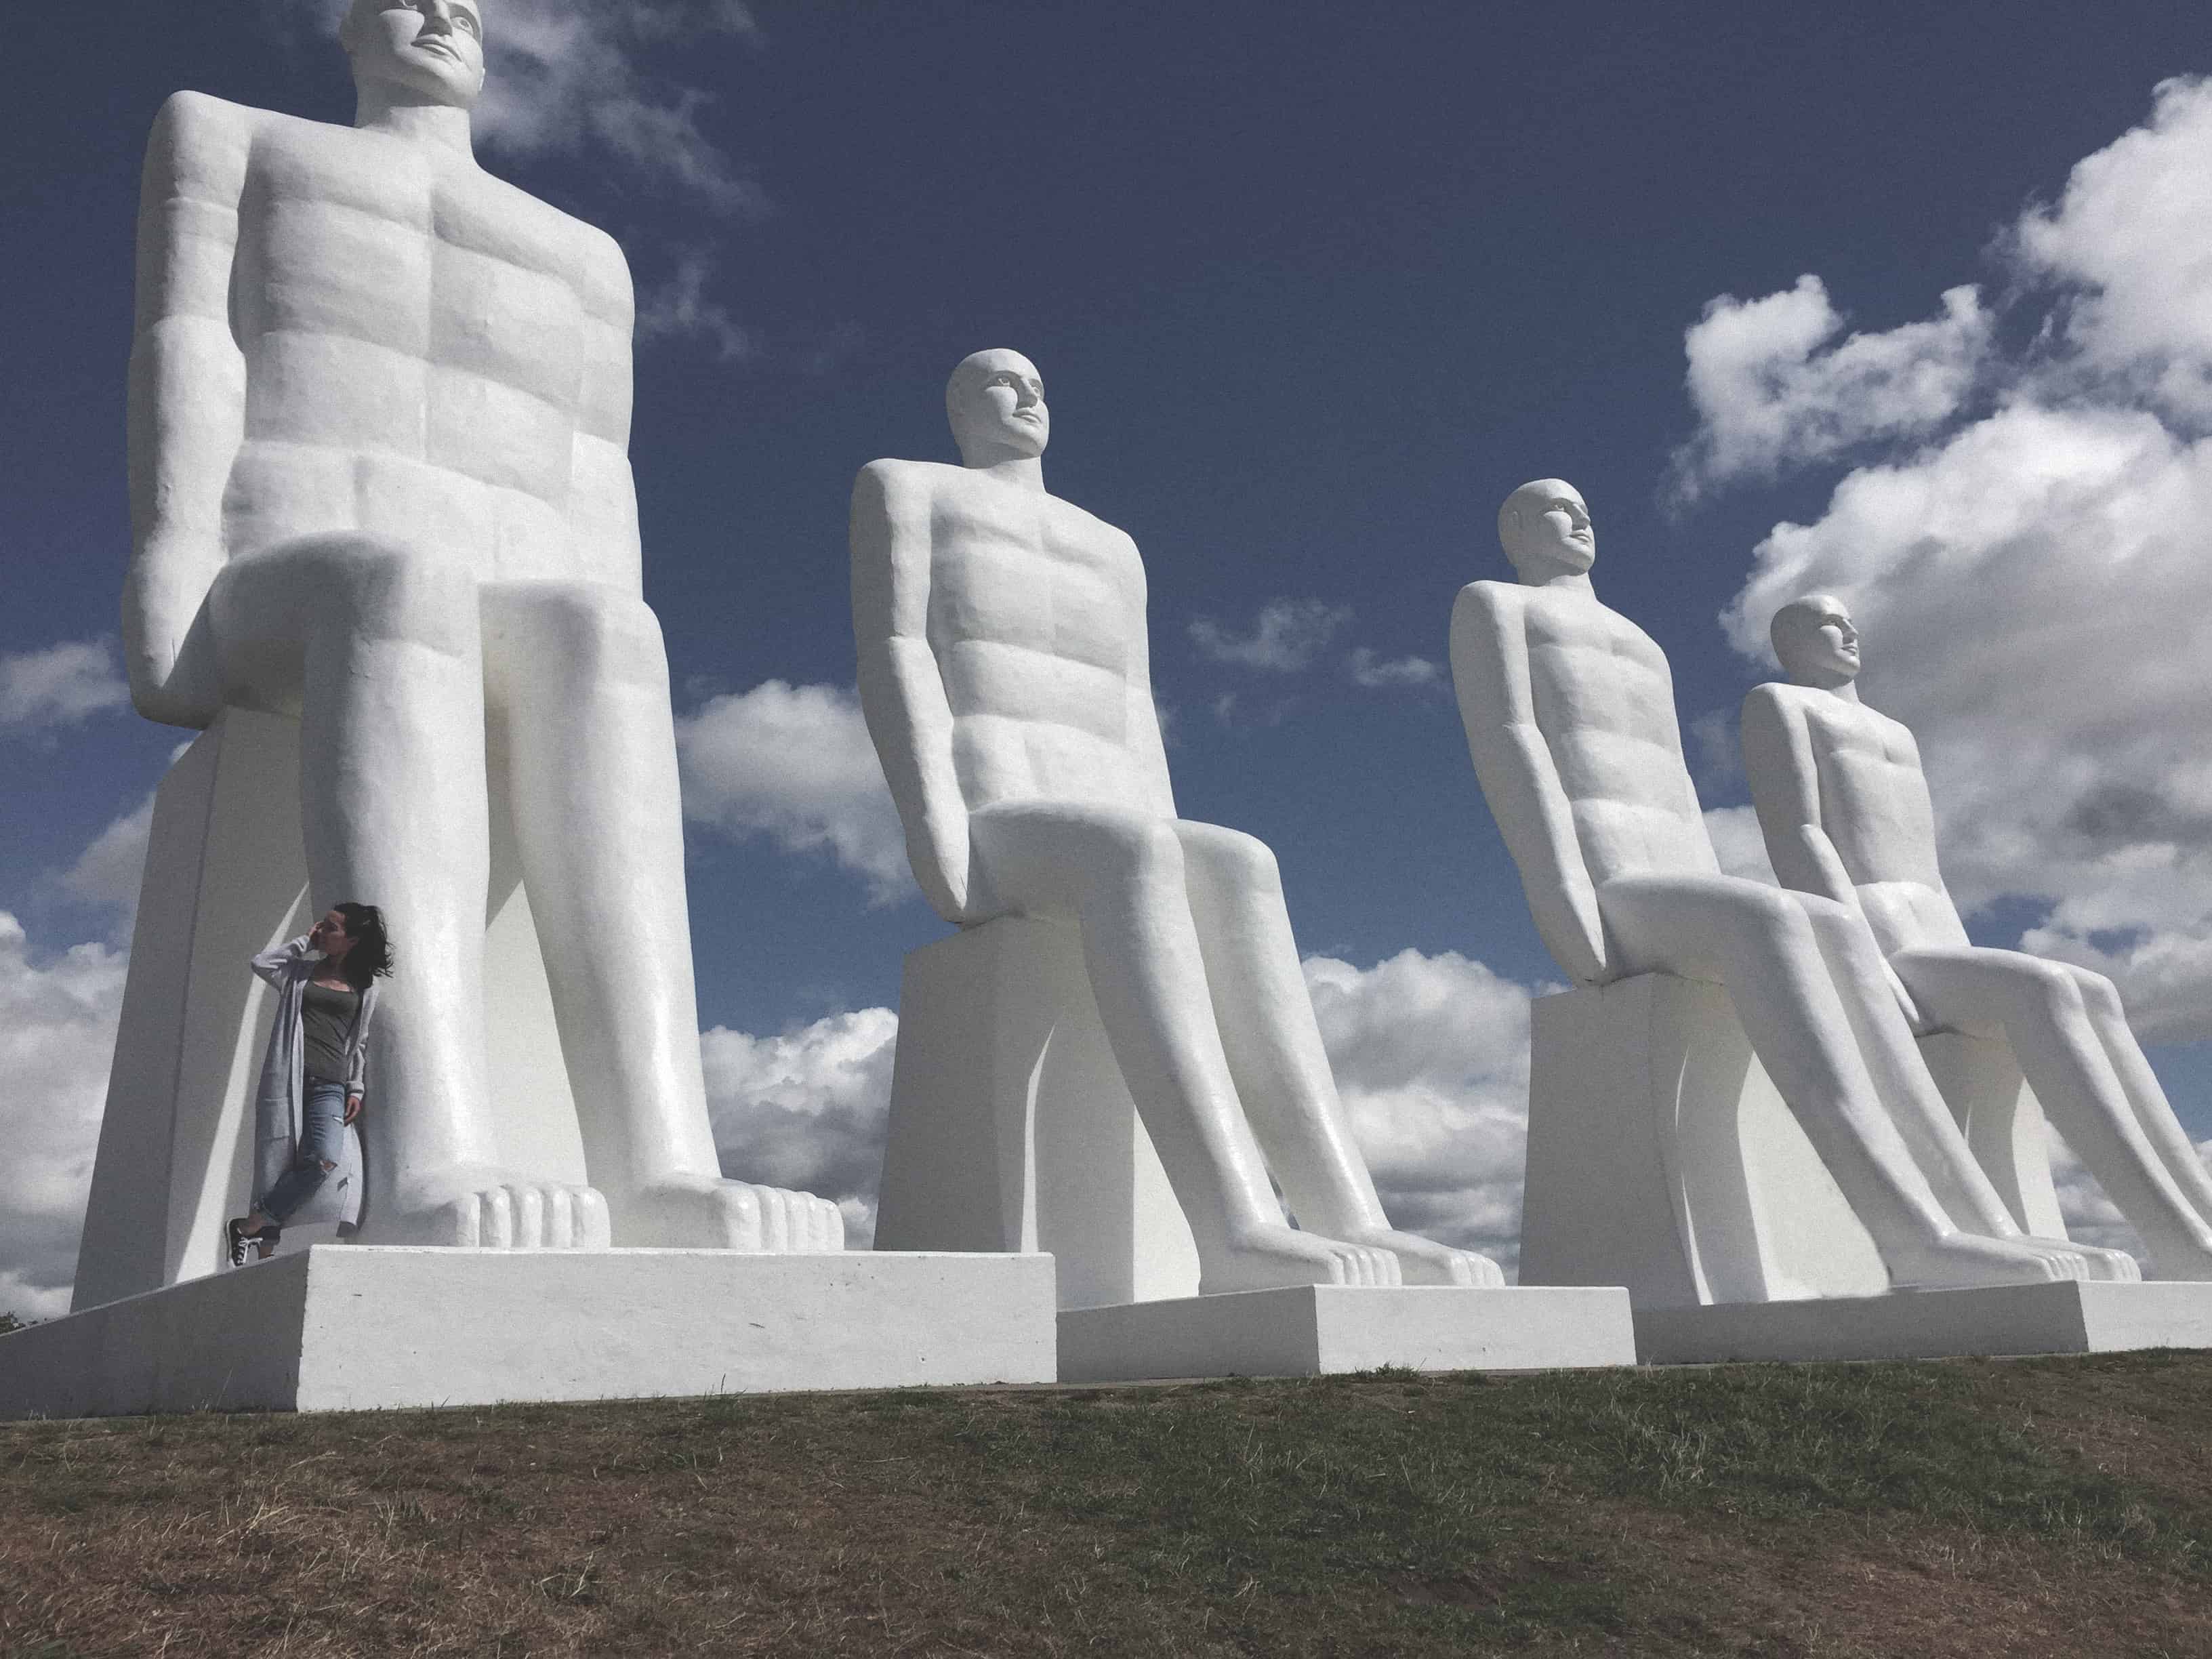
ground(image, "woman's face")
xmin=310 ymin=909 xmax=356 ymax=960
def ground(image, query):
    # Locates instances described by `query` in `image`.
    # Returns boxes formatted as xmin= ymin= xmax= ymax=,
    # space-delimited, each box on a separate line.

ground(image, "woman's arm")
xmin=249 ymin=934 xmax=313 ymax=988
xmin=344 ymin=983 xmax=378 ymax=1113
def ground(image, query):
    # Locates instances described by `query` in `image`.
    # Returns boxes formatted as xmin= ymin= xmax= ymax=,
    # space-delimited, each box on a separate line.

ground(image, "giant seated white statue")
xmin=1745 ymin=595 xmax=2212 ymax=1280
xmin=1450 ymin=480 xmax=2135 ymax=1311
xmin=855 ymin=350 xmax=1497 ymax=1307
xmin=73 ymin=0 xmax=839 ymax=1311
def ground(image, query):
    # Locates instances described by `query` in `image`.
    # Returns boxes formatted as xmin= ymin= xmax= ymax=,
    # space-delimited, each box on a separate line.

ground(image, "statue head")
xmin=946 ymin=349 xmax=1049 ymax=467
xmin=1497 ymin=478 xmax=1595 ymax=579
xmin=342 ymin=0 xmax=487 ymax=110
xmin=1771 ymin=593 xmax=1862 ymax=689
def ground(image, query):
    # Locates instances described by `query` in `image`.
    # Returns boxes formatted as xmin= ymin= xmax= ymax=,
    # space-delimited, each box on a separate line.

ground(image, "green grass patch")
xmin=5 ymin=1351 xmax=2211 ymax=1655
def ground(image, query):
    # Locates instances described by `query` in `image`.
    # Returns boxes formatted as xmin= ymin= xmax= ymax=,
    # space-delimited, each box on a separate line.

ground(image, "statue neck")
xmin=1516 ymin=567 xmax=1595 ymax=595
xmin=354 ymin=83 xmax=476 ymax=158
xmin=965 ymin=455 xmax=1047 ymax=493
xmin=1792 ymin=672 xmax=1862 ymax=703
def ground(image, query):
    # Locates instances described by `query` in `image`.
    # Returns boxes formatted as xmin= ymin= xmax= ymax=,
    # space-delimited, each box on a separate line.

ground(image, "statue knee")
xmin=1092 ymin=815 xmax=1186 ymax=897
xmin=510 ymin=586 xmax=668 ymax=691
xmin=2013 ymin=958 xmax=2087 ymax=1021
xmin=299 ymin=536 xmax=478 ymax=657
xmin=1184 ymin=823 xmax=1281 ymax=897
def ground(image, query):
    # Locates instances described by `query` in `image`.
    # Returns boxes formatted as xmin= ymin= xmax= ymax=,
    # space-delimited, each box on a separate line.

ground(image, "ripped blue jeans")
xmin=259 ymin=1077 xmax=348 ymax=1224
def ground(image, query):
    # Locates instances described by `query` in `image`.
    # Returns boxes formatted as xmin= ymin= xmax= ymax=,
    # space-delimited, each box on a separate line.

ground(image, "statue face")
xmin=1774 ymin=593 xmax=1862 ymax=686
xmin=947 ymin=350 xmax=1049 ymax=464
xmin=1499 ymin=479 xmax=1595 ymax=577
xmin=345 ymin=0 xmax=487 ymax=108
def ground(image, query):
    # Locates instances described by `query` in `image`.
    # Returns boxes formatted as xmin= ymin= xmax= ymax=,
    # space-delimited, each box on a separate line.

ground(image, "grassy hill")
xmin=5 ymin=1351 xmax=2212 ymax=1656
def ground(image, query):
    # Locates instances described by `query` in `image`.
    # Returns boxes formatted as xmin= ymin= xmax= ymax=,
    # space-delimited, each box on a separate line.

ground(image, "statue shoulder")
xmin=148 ymin=90 xmax=266 ymax=192
xmin=1452 ymin=579 xmax=1525 ymax=633
xmin=855 ymin=455 xmax=959 ymax=501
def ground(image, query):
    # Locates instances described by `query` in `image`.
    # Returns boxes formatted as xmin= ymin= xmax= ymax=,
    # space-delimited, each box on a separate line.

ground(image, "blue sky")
xmin=3 ymin=3 xmax=2209 ymax=1313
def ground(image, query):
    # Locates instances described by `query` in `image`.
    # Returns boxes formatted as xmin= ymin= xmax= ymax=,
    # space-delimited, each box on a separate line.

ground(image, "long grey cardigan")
xmin=250 ymin=935 xmax=377 ymax=1229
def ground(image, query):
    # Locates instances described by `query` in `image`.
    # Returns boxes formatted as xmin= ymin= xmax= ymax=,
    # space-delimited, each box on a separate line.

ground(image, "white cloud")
xmin=0 ymin=639 xmax=129 ymax=734
xmin=272 ymin=0 xmax=764 ymax=214
xmin=1345 ymin=647 xmax=1444 ymax=691
xmin=61 ymin=791 xmax=157 ymax=935
xmin=1190 ymin=598 xmax=1354 ymax=672
xmin=1304 ymin=948 xmax=1544 ymax=1274
xmin=2013 ymin=76 xmax=2212 ymax=422
xmin=1671 ymin=276 xmax=1990 ymax=499
xmin=676 ymin=680 xmax=909 ymax=901
xmin=703 ymin=1006 xmax=898 ymax=1248
xmin=1698 ymin=81 xmax=2212 ymax=1038
xmin=0 ymin=916 xmax=126 ymax=1322
xmin=636 ymin=249 xmax=754 ymax=362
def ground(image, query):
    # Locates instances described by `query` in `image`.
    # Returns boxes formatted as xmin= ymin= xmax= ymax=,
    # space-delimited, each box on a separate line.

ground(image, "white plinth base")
xmin=1057 ymin=1285 xmax=1636 ymax=1382
xmin=0 ymin=1247 xmax=1057 ymax=1419
xmin=1635 ymin=1281 xmax=2212 ymax=1366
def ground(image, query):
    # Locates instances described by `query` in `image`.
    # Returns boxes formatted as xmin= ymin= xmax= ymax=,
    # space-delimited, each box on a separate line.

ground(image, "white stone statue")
xmin=1746 ymin=594 xmax=2212 ymax=1278
xmin=853 ymin=349 xmax=1496 ymax=1293
xmin=118 ymin=0 xmax=839 ymax=1252
xmin=1452 ymin=479 xmax=2135 ymax=1291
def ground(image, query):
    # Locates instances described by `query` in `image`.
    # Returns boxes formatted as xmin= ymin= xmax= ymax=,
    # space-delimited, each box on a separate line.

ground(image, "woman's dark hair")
xmin=333 ymin=902 xmax=395 ymax=991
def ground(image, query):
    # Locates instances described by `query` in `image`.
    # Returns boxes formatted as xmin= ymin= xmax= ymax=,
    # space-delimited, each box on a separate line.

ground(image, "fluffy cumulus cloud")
xmin=0 ymin=639 xmax=129 ymax=734
xmin=0 ymin=916 xmax=126 ymax=1322
xmin=1345 ymin=647 xmax=1444 ymax=692
xmin=1189 ymin=598 xmax=1354 ymax=673
xmin=1670 ymin=276 xmax=1990 ymax=500
xmin=676 ymin=679 xmax=909 ymax=901
xmin=1304 ymin=948 xmax=1543 ymax=1273
xmin=2013 ymin=77 xmax=2212 ymax=421
xmin=703 ymin=1007 xmax=899 ymax=1247
xmin=1692 ymin=78 xmax=2212 ymax=1039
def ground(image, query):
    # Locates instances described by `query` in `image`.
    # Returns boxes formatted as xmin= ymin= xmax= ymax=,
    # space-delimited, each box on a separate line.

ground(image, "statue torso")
xmin=1514 ymin=585 xmax=1720 ymax=885
xmin=1793 ymin=689 xmax=1968 ymax=952
xmin=218 ymin=105 xmax=627 ymax=584
xmin=903 ymin=462 xmax=1166 ymax=817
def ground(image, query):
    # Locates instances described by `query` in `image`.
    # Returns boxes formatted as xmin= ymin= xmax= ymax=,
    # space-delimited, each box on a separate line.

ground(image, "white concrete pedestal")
xmin=0 ymin=1247 xmax=1056 ymax=1418
xmin=1635 ymin=1281 xmax=2212 ymax=1366
xmin=1521 ymin=975 xmax=2076 ymax=1311
xmin=1057 ymin=1285 xmax=1636 ymax=1382
xmin=874 ymin=917 xmax=1202 ymax=1308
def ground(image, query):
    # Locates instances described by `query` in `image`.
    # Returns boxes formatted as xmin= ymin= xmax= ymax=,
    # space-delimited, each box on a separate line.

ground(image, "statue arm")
xmin=125 ymin=92 xmax=250 ymax=729
xmin=851 ymin=463 xmax=974 ymax=922
xmin=1740 ymin=686 xmax=1859 ymax=907
xmin=1449 ymin=585 xmax=1609 ymax=984
xmin=1121 ymin=537 xmax=1178 ymax=816
xmin=569 ymin=229 xmax=644 ymax=593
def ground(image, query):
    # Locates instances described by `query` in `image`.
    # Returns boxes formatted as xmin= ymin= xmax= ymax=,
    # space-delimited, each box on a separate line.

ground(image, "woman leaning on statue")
xmin=226 ymin=903 xmax=394 ymax=1265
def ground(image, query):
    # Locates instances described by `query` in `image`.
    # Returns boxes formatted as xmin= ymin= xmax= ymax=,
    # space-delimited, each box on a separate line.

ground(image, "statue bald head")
xmin=946 ymin=349 xmax=1048 ymax=468
xmin=342 ymin=0 xmax=487 ymax=109
xmin=1497 ymin=478 xmax=1594 ymax=579
xmin=1771 ymin=593 xmax=1862 ymax=688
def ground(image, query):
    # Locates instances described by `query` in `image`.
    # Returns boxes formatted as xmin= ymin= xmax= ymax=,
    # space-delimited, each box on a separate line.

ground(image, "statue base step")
xmin=0 ymin=1246 xmax=1056 ymax=1419
xmin=1635 ymin=1280 xmax=2212 ymax=1365
xmin=1057 ymin=1285 xmax=1636 ymax=1382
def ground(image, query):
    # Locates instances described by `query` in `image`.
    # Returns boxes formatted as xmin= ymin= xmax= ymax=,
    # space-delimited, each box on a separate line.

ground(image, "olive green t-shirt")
xmin=301 ymin=980 xmax=361 ymax=1086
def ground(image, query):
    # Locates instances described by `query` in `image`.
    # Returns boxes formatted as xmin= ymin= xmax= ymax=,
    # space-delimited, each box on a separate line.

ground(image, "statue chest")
xmin=238 ymin=134 xmax=590 ymax=414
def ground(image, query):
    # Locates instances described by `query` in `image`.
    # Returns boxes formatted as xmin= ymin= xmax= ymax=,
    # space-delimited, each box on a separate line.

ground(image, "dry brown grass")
xmin=5 ymin=1351 xmax=2212 ymax=1656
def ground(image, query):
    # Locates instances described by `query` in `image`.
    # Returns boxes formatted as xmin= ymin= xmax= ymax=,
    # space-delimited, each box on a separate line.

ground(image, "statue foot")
xmin=362 ymin=1167 xmax=611 ymax=1249
xmin=1331 ymin=1225 xmax=1505 ymax=1287
xmin=614 ymin=1174 xmax=845 ymax=1252
xmin=1197 ymin=1223 xmax=1402 ymax=1295
xmin=1889 ymin=1230 xmax=2091 ymax=1291
xmin=2020 ymin=1235 xmax=2139 ymax=1282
